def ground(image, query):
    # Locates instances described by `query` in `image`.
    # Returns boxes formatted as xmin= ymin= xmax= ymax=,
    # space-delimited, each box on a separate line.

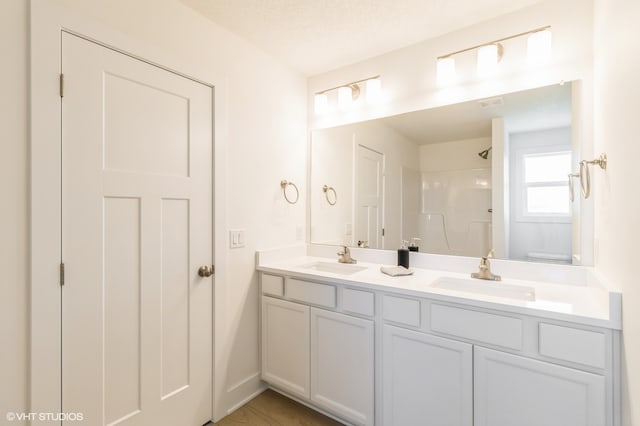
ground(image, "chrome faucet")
xmin=471 ymin=250 xmax=501 ymax=281
xmin=337 ymin=246 xmax=357 ymax=264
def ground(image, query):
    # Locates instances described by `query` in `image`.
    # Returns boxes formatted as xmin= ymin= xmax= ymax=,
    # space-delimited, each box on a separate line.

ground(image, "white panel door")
xmin=356 ymin=145 xmax=384 ymax=248
xmin=382 ymin=325 xmax=473 ymax=426
xmin=261 ymin=297 xmax=310 ymax=399
xmin=61 ymin=33 xmax=213 ymax=426
xmin=474 ymin=346 xmax=606 ymax=426
xmin=310 ymin=308 xmax=374 ymax=426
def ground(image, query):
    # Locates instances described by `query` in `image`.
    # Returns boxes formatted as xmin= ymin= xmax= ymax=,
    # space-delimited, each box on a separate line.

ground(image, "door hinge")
xmin=60 ymin=262 xmax=65 ymax=286
xmin=59 ymin=73 xmax=64 ymax=98
xmin=382 ymin=228 xmax=385 ymax=237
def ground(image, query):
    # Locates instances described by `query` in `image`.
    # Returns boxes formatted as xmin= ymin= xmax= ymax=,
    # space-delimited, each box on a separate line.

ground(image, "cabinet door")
xmin=310 ymin=308 xmax=374 ymax=426
xmin=474 ymin=346 xmax=606 ymax=426
xmin=261 ymin=296 xmax=310 ymax=399
xmin=383 ymin=325 xmax=473 ymax=426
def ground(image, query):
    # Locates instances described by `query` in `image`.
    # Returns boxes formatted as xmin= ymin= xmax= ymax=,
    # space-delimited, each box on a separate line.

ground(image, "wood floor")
xmin=212 ymin=389 xmax=344 ymax=425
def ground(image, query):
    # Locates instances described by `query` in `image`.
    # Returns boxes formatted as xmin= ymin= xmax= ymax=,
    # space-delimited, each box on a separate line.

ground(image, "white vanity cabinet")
xmin=474 ymin=346 xmax=606 ymax=426
xmin=383 ymin=324 xmax=473 ymax=426
xmin=381 ymin=296 xmax=615 ymax=426
xmin=261 ymin=296 xmax=310 ymax=399
xmin=260 ymin=273 xmax=375 ymax=426
xmin=258 ymin=268 xmax=620 ymax=426
xmin=311 ymin=308 xmax=374 ymax=425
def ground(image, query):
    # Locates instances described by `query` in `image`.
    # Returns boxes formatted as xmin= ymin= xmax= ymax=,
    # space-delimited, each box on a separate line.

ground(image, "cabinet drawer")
xmin=262 ymin=274 xmax=284 ymax=297
xmin=430 ymin=304 xmax=522 ymax=350
xmin=383 ymin=295 xmax=421 ymax=327
xmin=286 ymin=278 xmax=336 ymax=308
xmin=342 ymin=288 xmax=375 ymax=317
xmin=539 ymin=323 xmax=606 ymax=369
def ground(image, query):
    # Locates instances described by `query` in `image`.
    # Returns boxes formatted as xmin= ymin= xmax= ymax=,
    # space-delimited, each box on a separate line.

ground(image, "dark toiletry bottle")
xmin=408 ymin=237 xmax=421 ymax=252
xmin=398 ymin=240 xmax=410 ymax=268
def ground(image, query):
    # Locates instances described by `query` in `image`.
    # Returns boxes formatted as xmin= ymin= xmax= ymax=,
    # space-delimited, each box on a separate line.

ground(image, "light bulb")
xmin=366 ymin=78 xmax=382 ymax=103
xmin=338 ymin=86 xmax=353 ymax=109
xmin=477 ymin=43 xmax=501 ymax=77
xmin=437 ymin=57 xmax=456 ymax=86
xmin=314 ymin=93 xmax=328 ymax=114
xmin=527 ymin=29 xmax=552 ymax=65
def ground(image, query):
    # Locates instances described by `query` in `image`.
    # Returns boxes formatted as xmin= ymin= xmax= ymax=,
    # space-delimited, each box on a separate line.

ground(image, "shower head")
xmin=478 ymin=146 xmax=492 ymax=159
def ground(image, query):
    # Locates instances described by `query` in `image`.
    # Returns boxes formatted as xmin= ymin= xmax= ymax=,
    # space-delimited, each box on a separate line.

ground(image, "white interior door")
xmin=61 ymin=33 xmax=213 ymax=426
xmin=356 ymin=145 xmax=384 ymax=248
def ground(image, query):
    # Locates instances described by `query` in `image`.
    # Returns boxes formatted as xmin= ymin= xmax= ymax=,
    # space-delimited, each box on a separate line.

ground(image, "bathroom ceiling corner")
xmin=179 ymin=0 xmax=547 ymax=76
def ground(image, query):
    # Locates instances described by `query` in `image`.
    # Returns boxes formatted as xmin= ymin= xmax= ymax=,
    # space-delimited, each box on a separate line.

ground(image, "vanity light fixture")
xmin=314 ymin=75 xmax=381 ymax=114
xmin=436 ymin=26 xmax=551 ymax=82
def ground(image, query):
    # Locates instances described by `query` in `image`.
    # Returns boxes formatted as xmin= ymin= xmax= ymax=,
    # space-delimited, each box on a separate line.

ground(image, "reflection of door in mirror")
xmin=355 ymin=145 xmax=384 ymax=249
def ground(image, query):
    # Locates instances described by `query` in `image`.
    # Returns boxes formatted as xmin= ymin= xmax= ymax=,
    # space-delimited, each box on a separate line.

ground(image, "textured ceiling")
xmin=180 ymin=0 xmax=545 ymax=75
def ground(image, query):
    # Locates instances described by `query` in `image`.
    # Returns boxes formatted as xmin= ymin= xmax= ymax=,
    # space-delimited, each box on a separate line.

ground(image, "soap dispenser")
xmin=397 ymin=240 xmax=410 ymax=268
xmin=408 ymin=237 xmax=421 ymax=252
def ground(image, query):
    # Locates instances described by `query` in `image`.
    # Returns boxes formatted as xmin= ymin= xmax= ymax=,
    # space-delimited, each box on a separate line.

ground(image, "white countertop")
xmin=256 ymin=246 xmax=622 ymax=330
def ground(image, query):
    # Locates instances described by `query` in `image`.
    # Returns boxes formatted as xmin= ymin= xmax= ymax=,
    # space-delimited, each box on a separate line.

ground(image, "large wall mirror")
xmin=310 ymin=81 xmax=590 ymax=264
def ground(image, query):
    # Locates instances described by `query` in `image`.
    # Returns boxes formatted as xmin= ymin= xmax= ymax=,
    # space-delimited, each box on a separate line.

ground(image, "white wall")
xmin=0 ymin=0 xmax=29 ymax=421
xmin=1 ymin=0 xmax=307 ymax=422
xmin=594 ymin=1 xmax=640 ymax=424
xmin=310 ymin=126 xmax=355 ymax=245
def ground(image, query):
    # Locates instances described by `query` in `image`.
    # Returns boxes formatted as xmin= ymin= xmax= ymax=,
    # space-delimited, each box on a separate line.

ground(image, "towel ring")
xmin=280 ymin=180 xmax=299 ymax=204
xmin=579 ymin=153 xmax=607 ymax=199
xmin=568 ymin=173 xmax=580 ymax=202
xmin=322 ymin=185 xmax=337 ymax=206
xmin=579 ymin=161 xmax=590 ymax=199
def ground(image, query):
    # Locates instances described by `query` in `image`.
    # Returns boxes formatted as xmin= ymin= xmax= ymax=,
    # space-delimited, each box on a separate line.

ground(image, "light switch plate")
xmin=229 ymin=229 xmax=245 ymax=248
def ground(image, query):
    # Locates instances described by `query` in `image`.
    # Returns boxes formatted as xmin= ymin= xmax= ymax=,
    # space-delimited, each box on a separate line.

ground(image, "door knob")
xmin=198 ymin=265 xmax=214 ymax=277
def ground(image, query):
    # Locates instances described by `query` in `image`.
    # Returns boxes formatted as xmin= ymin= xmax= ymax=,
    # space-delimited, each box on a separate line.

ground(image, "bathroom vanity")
xmin=256 ymin=246 xmax=621 ymax=426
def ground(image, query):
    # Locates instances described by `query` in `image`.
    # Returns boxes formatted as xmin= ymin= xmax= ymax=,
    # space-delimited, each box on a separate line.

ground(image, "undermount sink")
xmin=301 ymin=261 xmax=367 ymax=275
xmin=430 ymin=276 xmax=536 ymax=301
